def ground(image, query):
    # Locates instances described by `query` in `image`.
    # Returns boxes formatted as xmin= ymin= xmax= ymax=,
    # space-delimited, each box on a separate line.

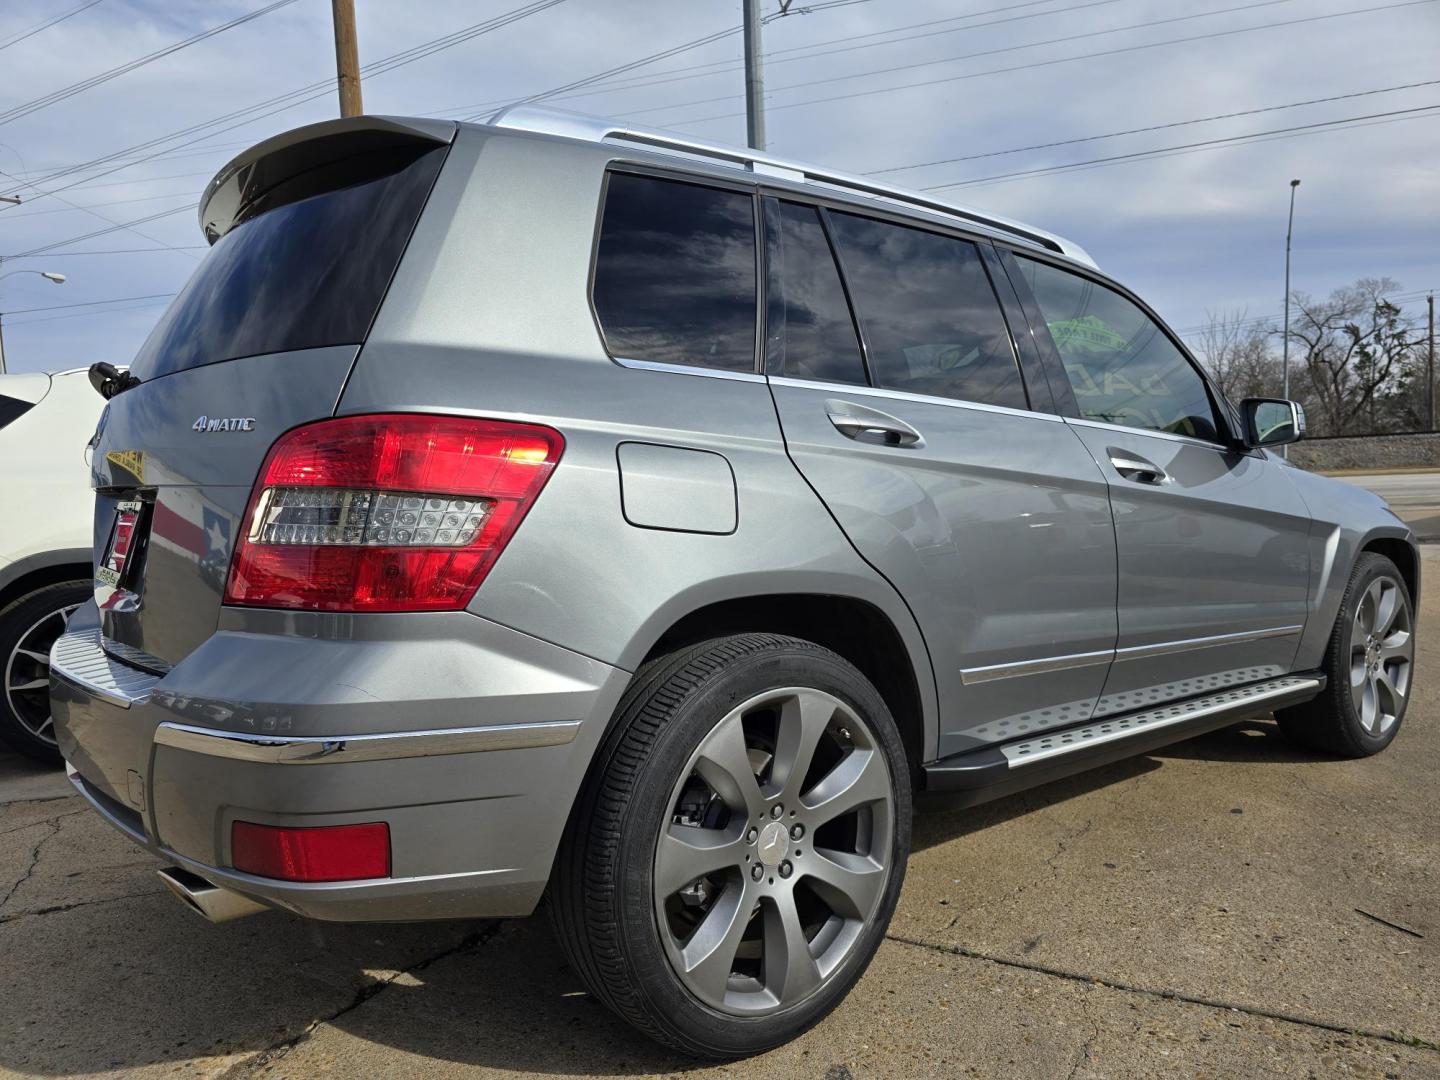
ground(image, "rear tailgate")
xmin=71 ymin=117 xmax=453 ymax=804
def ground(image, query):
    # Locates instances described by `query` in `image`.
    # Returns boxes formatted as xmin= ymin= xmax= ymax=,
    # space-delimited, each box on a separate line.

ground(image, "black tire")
xmin=1275 ymin=552 xmax=1415 ymax=757
xmin=550 ymin=633 xmax=911 ymax=1059
xmin=0 ymin=580 xmax=90 ymax=765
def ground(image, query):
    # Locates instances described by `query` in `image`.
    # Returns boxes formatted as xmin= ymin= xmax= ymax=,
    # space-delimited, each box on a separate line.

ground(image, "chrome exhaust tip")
xmin=156 ymin=866 xmax=267 ymax=923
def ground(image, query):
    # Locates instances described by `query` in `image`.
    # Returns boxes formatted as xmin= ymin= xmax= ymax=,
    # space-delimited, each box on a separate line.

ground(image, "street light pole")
xmin=0 ymin=269 xmax=68 ymax=375
xmin=1280 ymin=179 xmax=1300 ymax=457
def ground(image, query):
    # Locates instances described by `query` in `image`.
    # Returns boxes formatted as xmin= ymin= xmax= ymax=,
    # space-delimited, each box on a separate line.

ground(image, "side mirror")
xmin=1239 ymin=397 xmax=1305 ymax=449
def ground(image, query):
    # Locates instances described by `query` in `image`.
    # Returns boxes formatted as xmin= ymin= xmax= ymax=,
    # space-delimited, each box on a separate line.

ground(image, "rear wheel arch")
xmin=637 ymin=593 xmax=932 ymax=785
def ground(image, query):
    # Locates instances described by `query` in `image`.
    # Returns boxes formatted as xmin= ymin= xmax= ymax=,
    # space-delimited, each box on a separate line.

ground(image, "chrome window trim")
xmin=768 ymin=375 xmax=1066 ymax=423
xmin=614 ymin=356 xmax=767 ymax=383
xmin=1112 ymin=624 xmax=1302 ymax=662
xmin=1065 ymin=416 xmax=1234 ymax=452
xmin=960 ymin=624 xmax=1303 ymax=685
xmin=153 ymin=718 xmax=582 ymax=765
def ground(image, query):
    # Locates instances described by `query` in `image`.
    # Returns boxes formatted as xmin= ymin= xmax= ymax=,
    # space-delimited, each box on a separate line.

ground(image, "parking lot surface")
xmin=2 ymin=554 xmax=1438 ymax=1079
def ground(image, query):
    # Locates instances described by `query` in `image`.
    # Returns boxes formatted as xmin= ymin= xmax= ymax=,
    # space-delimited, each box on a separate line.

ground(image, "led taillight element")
xmin=104 ymin=506 xmax=140 ymax=578
xmin=225 ymin=415 xmax=563 ymax=612
xmin=232 ymin=821 xmax=390 ymax=882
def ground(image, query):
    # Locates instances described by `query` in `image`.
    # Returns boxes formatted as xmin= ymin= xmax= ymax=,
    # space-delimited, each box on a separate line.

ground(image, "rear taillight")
xmin=225 ymin=414 xmax=563 ymax=612
xmin=232 ymin=821 xmax=390 ymax=882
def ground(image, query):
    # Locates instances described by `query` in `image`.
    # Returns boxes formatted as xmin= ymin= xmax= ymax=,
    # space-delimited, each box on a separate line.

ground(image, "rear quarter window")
xmin=592 ymin=172 xmax=757 ymax=373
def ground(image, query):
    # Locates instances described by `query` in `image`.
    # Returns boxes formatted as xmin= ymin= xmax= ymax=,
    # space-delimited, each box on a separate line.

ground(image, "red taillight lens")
xmin=225 ymin=414 xmax=563 ymax=612
xmin=231 ymin=821 xmax=391 ymax=882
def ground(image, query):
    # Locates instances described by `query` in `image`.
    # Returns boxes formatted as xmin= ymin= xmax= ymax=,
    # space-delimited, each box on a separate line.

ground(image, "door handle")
xmin=1107 ymin=449 xmax=1170 ymax=484
xmin=825 ymin=400 xmax=924 ymax=448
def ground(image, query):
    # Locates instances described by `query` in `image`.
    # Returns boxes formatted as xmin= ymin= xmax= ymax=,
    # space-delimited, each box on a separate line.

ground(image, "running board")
xmin=920 ymin=673 xmax=1324 ymax=809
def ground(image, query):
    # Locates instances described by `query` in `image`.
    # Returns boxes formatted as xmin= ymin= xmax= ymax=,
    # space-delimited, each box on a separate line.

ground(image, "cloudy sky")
xmin=0 ymin=0 xmax=1436 ymax=375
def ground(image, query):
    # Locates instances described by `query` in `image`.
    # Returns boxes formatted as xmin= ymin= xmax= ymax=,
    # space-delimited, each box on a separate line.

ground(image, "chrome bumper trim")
xmin=153 ymin=717 xmax=582 ymax=764
xmin=50 ymin=626 xmax=161 ymax=708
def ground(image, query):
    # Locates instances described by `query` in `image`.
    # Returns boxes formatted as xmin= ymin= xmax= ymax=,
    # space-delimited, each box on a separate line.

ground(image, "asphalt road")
xmin=2 ymin=555 xmax=1438 ymax=1078
xmin=1332 ymin=470 xmax=1440 ymax=540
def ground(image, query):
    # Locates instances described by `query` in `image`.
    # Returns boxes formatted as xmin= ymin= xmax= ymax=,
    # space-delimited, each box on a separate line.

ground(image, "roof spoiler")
xmin=198 ymin=115 xmax=456 ymax=244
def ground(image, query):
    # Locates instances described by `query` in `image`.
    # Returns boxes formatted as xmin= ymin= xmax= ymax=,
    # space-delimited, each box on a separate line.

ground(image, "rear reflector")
xmin=231 ymin=821 xmax=390 ymax=882
xmin=225 ymin=414 xmax=563 ymax=612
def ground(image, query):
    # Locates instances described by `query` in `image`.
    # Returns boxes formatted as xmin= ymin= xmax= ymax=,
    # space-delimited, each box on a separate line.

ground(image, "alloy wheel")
xmin=1351 ymin=574 xmax=1413 ymax=736
xmin=654 ymin=686 xmax=895 ymax=1016
xmin=4 ymin=602 xmax=80 ymax=746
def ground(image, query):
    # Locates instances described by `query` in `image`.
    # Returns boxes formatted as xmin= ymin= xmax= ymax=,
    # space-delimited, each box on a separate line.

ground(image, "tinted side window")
xmin=763 ymin=199 xmax=865 ymax=384
xmin=0 ymin=395 xmax=34 ymax=430
xmin=593 ymin=173 xmax=756 ymax=373
xmin=1016 ymin=256 xmax=1220 ymax=441
xmin=827 ymin=212 xmax=1027 ymax=409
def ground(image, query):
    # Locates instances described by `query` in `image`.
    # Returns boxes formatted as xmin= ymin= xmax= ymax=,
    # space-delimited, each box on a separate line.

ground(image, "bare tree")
xmin=1194 ymin=308 xmax=1281 ymax=402
xmin=1288 ymin=278 xmax=1422 ymax=435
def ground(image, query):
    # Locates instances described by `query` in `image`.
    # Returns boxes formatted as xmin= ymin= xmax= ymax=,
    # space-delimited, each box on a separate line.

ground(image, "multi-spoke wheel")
xmin=1277 ymin=552 xmax=1416 ymax=757
xmin=551 ymin=634 xmax=910 ymax=1059
xmin=1349 ymin=574 xmax=1413 ymax=736
xmin=0 ymin=580 xmax=90 ymax=764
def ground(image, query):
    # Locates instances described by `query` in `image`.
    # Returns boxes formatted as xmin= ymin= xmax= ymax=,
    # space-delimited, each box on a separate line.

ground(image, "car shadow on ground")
xmin=2 ymin=714 xmax=1326 ymax=1077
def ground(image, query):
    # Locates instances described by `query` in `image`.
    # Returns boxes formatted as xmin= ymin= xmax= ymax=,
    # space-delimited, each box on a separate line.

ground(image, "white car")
xmin=0 ymin=368 xmax=105 ymax=762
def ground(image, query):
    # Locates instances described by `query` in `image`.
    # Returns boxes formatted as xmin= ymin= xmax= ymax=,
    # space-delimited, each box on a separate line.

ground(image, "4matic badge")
xmin=192 ymin=415 xmax=256 ymax=432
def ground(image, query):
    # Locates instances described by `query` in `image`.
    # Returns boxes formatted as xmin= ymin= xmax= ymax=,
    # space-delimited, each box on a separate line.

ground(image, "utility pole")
xmin=1428 ymin=292 xmax=1435 ymax=431
xmin=0 ymin=313 xmax=8 ymax=376
xmin=742 ymin=0 xmax=766 ymax=150
xmin=1280 ymin=178 xmax=1300 ymax=455
xmin=331 ymin=0 xmax=363 ymax=118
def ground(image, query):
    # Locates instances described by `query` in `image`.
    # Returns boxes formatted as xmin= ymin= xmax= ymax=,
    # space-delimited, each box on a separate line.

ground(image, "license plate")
xmin=96 ymin=500 xmax=143 ymax=589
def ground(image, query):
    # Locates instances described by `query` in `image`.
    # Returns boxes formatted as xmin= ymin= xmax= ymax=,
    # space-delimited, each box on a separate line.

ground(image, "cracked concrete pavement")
xmin=2 ymin=553 xmax=1438 ymax=1077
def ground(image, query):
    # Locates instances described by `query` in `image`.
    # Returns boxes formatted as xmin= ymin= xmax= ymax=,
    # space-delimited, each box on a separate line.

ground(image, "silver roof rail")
xmin=483 ymin=105 xmax=1095 ymax=268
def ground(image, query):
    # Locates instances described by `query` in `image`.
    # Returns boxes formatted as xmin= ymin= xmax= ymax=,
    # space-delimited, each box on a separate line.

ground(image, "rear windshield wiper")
xmin=88 ymin=361 xmax=141 ymax=399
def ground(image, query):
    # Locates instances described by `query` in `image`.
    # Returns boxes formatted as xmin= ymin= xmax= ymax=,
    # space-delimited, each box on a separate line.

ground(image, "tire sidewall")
xmin=608 ymin=641 xmax=911 ymax=1057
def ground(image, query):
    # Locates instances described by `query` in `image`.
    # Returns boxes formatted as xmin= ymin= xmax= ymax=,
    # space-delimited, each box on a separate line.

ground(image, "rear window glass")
xmin=0 ymin=395 xmax=34 ymax=430
xmin=763 ymin=199 xmax=865 ymax=384
xmin=826 ymin=212 xmax=1027 ymax=409
xmin=592 ymin=172 xmax=757 ymax=373
xmin=129 ymin=144 xmax=446 ymax=382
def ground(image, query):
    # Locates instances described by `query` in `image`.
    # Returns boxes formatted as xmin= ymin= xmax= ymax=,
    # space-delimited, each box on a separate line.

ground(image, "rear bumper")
xmin=51 ymin=604 xmax=630 ymax=921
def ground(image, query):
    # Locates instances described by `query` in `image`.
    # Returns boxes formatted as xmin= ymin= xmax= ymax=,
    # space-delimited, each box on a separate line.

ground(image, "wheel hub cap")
xmin=756 ymin=820 xmax=788 ymax=867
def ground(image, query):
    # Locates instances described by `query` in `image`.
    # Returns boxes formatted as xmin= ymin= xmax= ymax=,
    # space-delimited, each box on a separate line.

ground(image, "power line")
xmin=661 ymin=0 xmax=1438 ymax=127
xmin=623 ymin=0 xmax=1304 ymax=120
xmin=0 ymin=0 xmax=105 ymax=53
xmin=0 ymin=247 xmax=208 ymax=257
xmin=461 ymin=20 xmax=752 ymax=121
xmin=11 ymin=204 xmax=193 ymax=257
xmin=0 ymin=0 xmax=303 ymax=128
xmin=1 ymin=0 xmax=571 ymax=208
xmin=0 ymin=167 xmax=199 ymax=260
xmin=3 ymin=298 xmax=176 ymax=327
xmin=922 ymin=104 xmax=1440 ymax=191
xmin=427 ymin=0 xmax=1119 ymax=119
xmin=0 ymin=292 xmax=176 ymax=316
xmin=870 ymin=79 xmax=1440 ymax=175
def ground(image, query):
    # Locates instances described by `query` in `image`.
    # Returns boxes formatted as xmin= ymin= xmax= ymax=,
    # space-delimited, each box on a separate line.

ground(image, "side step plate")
xmin=921 ymin=673 xmax=1324 ymax=810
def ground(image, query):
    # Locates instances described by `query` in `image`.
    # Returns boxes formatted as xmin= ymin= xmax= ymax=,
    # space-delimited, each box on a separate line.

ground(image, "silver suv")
xmin=52 ymin=108 xmax=1418 ymax=1058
